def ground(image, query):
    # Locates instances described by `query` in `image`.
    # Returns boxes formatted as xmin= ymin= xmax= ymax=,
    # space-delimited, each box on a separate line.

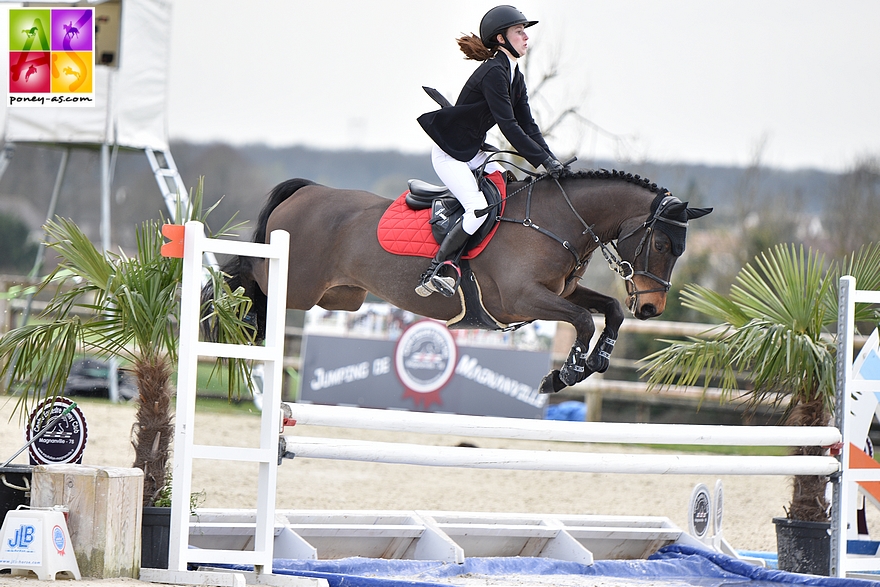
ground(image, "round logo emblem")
xmin=713 ymin=479 xmax=724 ymax=535
xmin=26 ymin=397 xmax=88 ymax=465
xmin=688 ymin=483 xmax=711 ymax=539
xmin=52 ymin=525 xmax=66 ymax=554
xmin=394 ymin=320 xmax=457 ymax=408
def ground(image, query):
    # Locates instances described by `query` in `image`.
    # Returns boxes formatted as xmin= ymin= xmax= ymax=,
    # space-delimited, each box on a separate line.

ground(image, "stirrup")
xmin=414 ymin=261 xmax=461 ymax=298
xmin=430 ymin=260 xmax=461 ymax=297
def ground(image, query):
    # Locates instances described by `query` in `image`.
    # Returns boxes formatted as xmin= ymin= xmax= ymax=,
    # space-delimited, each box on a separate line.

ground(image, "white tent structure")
xmin=0 ymin=0 xmax=188 ymax=252
xmin=1 ymin=0 xmax=200 ymax=403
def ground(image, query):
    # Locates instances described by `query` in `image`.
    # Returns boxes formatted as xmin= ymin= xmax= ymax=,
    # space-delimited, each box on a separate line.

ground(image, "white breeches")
xmin=431 ymin=144 xmax=504 ymax=235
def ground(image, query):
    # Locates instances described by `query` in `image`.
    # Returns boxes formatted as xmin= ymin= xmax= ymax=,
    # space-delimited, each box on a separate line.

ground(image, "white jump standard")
xmin=139 ymin=222 xmax=325 ymax=587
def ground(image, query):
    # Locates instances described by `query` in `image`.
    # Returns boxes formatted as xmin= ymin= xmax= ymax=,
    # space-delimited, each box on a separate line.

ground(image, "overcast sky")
xmin=2 ymin=1 xmax=877 ymax=173
xmin=163 ymin=0 xmax=880 ymax=172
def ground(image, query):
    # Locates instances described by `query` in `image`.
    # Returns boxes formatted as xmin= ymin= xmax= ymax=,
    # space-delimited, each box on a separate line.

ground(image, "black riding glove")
xmin=542 ymin=156 xmax=564 ymax=179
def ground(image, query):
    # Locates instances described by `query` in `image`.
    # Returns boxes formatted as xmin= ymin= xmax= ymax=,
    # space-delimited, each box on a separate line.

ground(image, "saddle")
xmin=406 ymin=173 xmax=503 ymax=249
xmin=377 ymin=170 xmax=506 ymax=259
xmin=377 ymin=171 xmax=509 ymax=330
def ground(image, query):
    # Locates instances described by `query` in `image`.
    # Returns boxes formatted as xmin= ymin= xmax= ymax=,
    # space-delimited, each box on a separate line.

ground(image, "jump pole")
xmin=281 ymin=434 xmax=839 ymax=476
xmin=281 ymin=399 xmax=841 ymax=476
xmin=283 ymin=402 xmax=841 ymax=447
xmin=282 ymin=402 xmax=842 ymax=476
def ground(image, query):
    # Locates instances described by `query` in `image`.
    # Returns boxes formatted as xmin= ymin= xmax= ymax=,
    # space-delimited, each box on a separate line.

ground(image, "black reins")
xmin=495 ymin=176 xmax=595 ymax=285
xmin=479 ymin=153 xmax=683 ymax=309
xmin=478 ymin=154 xmax=595 ymax=281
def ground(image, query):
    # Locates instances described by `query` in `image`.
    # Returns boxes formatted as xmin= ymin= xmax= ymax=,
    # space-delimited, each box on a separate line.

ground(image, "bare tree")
xmin=486 ymin=43 xmax=632 ymax=169
xmin=823 ymin=155 xmax=880 ymax=258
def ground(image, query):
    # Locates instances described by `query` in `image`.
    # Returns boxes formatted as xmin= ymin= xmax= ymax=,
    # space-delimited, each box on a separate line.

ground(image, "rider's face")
xmin=498 ymin=24 xmax=528 ymax=58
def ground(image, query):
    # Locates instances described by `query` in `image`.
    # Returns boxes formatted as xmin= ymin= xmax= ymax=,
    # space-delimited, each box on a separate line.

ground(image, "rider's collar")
xmin=504 ymin=53 xmax=517 ymax=84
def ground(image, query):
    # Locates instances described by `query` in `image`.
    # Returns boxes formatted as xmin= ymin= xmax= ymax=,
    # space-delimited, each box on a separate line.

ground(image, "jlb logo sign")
xmin=7 ymin=524 xmax=36 ymax=551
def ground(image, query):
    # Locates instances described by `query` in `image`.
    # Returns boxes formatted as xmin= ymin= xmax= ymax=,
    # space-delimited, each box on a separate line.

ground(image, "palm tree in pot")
xmin=0 ymin=181 xmax=255 ymax=505
xmin=640 ymin=243 xmax=880 ymax=573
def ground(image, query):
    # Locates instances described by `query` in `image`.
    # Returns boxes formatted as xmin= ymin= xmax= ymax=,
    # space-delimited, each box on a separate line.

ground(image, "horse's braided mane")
xmin=563 ymin=168 xmax=670 ymax=198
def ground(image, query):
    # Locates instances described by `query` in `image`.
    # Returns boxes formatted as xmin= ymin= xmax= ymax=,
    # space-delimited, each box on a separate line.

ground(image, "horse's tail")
xmin=253 ymin=178 xmax=317 ymax=249
xmin=201 ymin=178 xmax=316 ymax=342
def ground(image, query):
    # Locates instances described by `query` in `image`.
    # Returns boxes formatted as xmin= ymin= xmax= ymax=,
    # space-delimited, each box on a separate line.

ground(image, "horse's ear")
xmin=664 ymin=201 xmax=687 ymax=217
xmin=686 ymin=206 xmax=713 ymax=220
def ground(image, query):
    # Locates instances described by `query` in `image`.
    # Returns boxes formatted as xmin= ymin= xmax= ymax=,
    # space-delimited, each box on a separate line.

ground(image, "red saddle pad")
xmin=377 ymin=171 xmax=506 ymax=259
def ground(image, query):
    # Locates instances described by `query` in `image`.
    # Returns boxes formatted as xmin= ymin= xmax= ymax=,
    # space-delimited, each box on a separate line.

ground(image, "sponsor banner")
xmin=299 ymin=309 xmax=551 ymax=419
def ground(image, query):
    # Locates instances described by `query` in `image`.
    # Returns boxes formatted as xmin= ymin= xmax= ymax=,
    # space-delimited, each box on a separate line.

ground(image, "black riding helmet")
xmin=479 ymin=5 xmax=537 ymax=58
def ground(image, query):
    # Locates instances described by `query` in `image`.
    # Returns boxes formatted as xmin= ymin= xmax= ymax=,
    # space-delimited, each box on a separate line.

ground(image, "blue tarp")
xmin=545 ymin=400 xmax=587 ymax=421
xmin=216 ymin=545 xmax=880 ymax=587
xmin=652 ymin=545 xmax=880 ymax=586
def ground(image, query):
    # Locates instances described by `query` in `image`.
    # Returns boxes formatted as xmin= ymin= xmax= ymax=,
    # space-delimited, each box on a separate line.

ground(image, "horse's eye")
xmin=654 ymin=239 xmax=669 ymax=253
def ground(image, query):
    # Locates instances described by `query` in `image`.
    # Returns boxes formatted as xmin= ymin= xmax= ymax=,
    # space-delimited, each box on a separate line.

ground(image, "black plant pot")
xmin=773 ymin=516 xmax=831 ymax=576
xmin=141 ymin=506 xmax=172 ymax=569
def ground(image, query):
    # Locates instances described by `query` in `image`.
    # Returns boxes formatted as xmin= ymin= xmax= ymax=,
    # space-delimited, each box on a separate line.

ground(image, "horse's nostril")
xmin=639 ymin=304 xmax=657 ymax=319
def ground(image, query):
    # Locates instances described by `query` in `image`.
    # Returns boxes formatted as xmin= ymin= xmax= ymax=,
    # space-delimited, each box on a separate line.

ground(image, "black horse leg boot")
xmin=415 ymin=218 xmax=471 ymax=297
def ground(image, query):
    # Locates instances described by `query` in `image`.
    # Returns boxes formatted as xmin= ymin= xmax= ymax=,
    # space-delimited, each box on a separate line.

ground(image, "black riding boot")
xmin=415 ymin=219 xmax=471 ymax=297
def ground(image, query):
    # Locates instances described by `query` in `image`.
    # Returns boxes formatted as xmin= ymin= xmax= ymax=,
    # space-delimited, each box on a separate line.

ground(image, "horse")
xmin=207 ymin=168 xmax=711 ymax=394
xmin=63 ymin=22 xmax=79 ymax=39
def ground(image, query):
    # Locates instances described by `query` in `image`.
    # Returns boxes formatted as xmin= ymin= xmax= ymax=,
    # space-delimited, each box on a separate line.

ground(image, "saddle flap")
xmin=430 ymin=173 xmax=503 ymax=248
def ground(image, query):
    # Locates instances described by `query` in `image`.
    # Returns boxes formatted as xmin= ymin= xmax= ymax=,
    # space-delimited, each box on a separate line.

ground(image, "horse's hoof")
xmin=539 ymin=370 xmax=567 ymax=394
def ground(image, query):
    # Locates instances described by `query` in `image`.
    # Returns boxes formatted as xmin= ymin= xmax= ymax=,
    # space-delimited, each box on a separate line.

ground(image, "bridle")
xmin=489 ymin=166 xmax=684 ymax=314
xmin=615 ymin=194 xmax=686 ymax=312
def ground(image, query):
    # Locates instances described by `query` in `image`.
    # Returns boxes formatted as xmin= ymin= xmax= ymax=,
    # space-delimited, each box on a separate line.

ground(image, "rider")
xmin=415 ymin=5 xmax=564 ymax=297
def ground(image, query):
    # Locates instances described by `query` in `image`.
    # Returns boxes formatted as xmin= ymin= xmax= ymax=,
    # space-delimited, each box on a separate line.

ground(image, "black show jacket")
xmin=418 ymin=53 xmax=552 ymax=168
